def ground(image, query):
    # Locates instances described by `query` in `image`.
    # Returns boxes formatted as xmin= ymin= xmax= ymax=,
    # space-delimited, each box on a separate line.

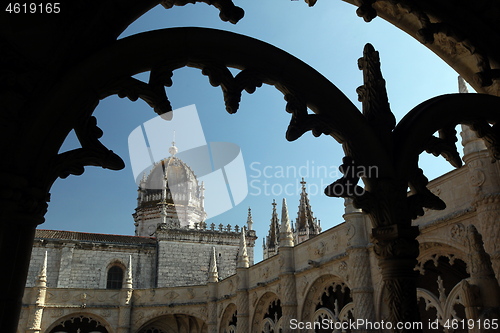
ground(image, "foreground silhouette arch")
xmin=3 ymin=2 xmax=500 ymax=332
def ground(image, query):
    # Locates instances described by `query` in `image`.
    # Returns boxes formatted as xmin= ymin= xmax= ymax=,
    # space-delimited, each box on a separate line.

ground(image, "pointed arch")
xmin=219 ymin=303 xmax=237 ymax=333
xmin=136 ymin=314 xmax=207 ymax=333
xmin=45 ymin=312 xmax=114 ymax=333
xmin=251 ymin=291 xmax=282 ymax=333
xmin=301 ymin=274 xmax=353 ymax=330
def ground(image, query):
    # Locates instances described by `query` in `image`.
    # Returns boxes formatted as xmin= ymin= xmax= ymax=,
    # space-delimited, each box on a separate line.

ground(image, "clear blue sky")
xmin=43 ymin=1 xmax=467 ymax=262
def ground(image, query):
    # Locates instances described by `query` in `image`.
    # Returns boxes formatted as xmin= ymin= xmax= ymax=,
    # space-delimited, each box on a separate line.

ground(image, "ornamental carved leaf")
xmin=107 ymin=75 xmax=173 ymax=116
xmin=468 ymin=120 xmax=500 ymax=161
xmin=357 ymin=43 xmax=395 ymax=144
xmin=160 ymin=0 xmax=244 ymax=24
xmin=423 ymin=125 xmax=462 ymax=168
xmin=51 ymin=116 xmax=125 ymax=180
xmin=201 ymin=64 xmax=263 ymax=114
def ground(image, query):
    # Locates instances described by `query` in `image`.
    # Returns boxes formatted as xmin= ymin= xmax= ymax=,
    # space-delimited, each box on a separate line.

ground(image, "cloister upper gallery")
xmin=2 ymin=1 xmax=500 ymax=333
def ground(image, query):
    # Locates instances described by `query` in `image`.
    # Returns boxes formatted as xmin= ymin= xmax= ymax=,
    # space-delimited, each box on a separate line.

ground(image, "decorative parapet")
xmin=156 ymin=222 xmax=256 ymax=240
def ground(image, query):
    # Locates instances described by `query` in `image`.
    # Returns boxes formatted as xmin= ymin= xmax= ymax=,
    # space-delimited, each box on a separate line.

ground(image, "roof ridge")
xmin=36 ymin=229 xmax=155 ymax=239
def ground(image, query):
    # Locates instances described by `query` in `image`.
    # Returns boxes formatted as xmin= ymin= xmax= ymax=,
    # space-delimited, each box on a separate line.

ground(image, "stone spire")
xmin=280 ymin=198 xmax=294 ymax=247
xmin=247 ymin=207 xmax=254 ymax=231
xmin=268 ymin=199 xmax=280 ymax=247
xmin=295 ymin=178 xmax=321 ymax=244
xmin=124 ymin=255 xmax=133 ymax=289
xmin=36 ymin=251 xmax=48 ymax=288
xmin=237 ymin=227 xmax=249 ymax=268
xmin=264 ymin=200 xmax=280 ymax=259
xmin=465 ymin=225 xmax=500 ymax=309
xmin=169 ymin=131 xmax=178 ymax=156
xmin=208 ymin=247 xmax=219 ymax=282
xmin=459 ymin=76 xmax=487 ymax=159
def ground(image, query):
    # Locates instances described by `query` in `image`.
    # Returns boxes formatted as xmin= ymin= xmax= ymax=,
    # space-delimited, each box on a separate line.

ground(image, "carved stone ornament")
xmin=50 ymin=308 xmax=64 ymax=318
xmin=338 ymin=261 xmax=348 ymax=273
xmin=331 ymin=232 xmax=339 ymax=251
xmin=450 ymin=223 xmax=465 ymax=242
xmin=164 ymin=290 xmax=179 ymax=302
xmin=187 ymin=288 xmax=195 ymax=299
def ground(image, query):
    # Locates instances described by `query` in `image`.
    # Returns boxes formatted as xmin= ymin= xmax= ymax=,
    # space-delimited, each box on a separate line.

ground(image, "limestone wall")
xmin=26 ymin=241 xmax=156 ymax=289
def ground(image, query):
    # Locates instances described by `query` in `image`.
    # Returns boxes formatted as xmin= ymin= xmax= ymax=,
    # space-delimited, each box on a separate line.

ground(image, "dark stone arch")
xmin=4 ymin=2 xmax=500 ymax=332
xmin=252 ymin=291 xmax=282 ymax=333
xmin=136 ymin=314 xmax=207 ymax=333
xmin=45 ymin=312 xmax=113 ymax=333
xmin=301 ymin=274 xmax=353 ymax=331
xmin=219 ymin=303 xmax=237 ymax=333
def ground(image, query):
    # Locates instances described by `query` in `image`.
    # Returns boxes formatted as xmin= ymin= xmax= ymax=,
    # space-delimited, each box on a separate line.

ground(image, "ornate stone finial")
xmin=357 ymin=43 xmax=395 ymax=138
xmin=36 ymin=251 xmax=48 ymax=288
xmin=269 ymin=199 xmax=280 ymax=248
xmin=124 ymin=255 xmax=133 ymax=289
xmin=300 ymin=177 xmax=306 ymax=190
xmin=343 ymin=197 xmax=362 ymax=215
xmin=200 ymin=181 xmax=205 ymax=209
xmin=140 ymin=172 xmax=147 ymax=188
xmin=280 ymin=198 xmax=294 ymax=247
xmin=466 ymin=225 xmax=496 ymax=278
xmin=159 ymin=162 xmax=169 ymax=225
xmin=208 ymin=247 xmax=219 ymax=283
xmin=465 ymin=224 xmax=500 ymax=309
xmin=295 ymin=178 xmax=321 ymax=243
xmin=169 ymin=131 xmax=178 ymax=156
xmin=237 ymin=227 xmax=249 ymax=268
xmin=458 ymin=76 xmax=469 ymax=94
xmin=437 ymin=275 xmax=446 ymax=306
xmin=459 ymin=76 xmax=487 ymax=157
xmin=247 ymin=207 xmax=254 ymax=231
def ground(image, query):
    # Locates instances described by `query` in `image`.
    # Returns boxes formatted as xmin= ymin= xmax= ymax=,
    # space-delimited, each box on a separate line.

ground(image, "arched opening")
xmin=137 ymin=314 xmax=207 ymax=333
xmin=5 ymin=1 xmax=500 ymax=332
xmin=106 ymin=265 xmax=124 ymax=289
xmin=252 ymin=292 xmax=282 ymax=333
xmin=47 ymin=314 xmax=110 ymax=333
xmin=416 ymin=251 xmax=469 ymax=333
xmin=301 ymin=275 xmax=353 ymax=333
xmin=220 ymin=303 xmax=237 ymax=333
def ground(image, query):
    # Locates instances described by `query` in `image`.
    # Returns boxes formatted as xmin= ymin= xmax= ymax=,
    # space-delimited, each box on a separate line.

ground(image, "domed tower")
xmin=133 ymin=141 xmax=206 ymax=236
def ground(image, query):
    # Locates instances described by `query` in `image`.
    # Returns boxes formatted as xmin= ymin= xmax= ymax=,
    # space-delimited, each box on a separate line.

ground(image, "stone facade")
xmin=19 ymin=121 xmax=500 ymax=333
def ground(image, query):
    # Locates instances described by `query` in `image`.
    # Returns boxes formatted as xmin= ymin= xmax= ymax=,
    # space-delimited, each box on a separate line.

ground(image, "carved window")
xmin=144 ymin=328 xmax=165 ymax=333
xmin=49 ymin=315 xmax=108 ymax=333
xmin=260 ymin=299 xmax=282 ymax=333
xmin=416 ymin=255 xmax=469 ymax=333
xmin=222 ymin=310 xmax=237 ymax=333
xmin=106 ymin=265 xmax=124 ymax=289
xmin=314 ymin=282 xmax=353 ymax=333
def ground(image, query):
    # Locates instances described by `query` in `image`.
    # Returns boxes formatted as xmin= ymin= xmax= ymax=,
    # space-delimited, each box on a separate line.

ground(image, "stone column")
xmin=465 ymin=225 xmax=500 ymax=332
xmin=278 ymin=248 xmax=297 ymax=333
xmin=0 ymin=173 xmax=47 ymax=333
xmin=26 ymin=252 xmax=47 ymax=333
xmin=117 ymin=294 xmax=132 ymax=333
xmin=278 ymin=198 xmax=297 ymax=333
xmin=373 ymin=224 xmax=421 ymax=333
xmin=474 ymin=197 xmax=500 ymax=282
xmin=207 ymin=247 xmax=219 ymax=333
xmin=344 ymin=199 xmax=376 ymax=331
xmin=236 ymin=229 xmax=250 ymax=333
xmin=461 ymin=123 xmax=500 ymax=281
xmin=207 ymin=282 xmax=218 ymax=333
